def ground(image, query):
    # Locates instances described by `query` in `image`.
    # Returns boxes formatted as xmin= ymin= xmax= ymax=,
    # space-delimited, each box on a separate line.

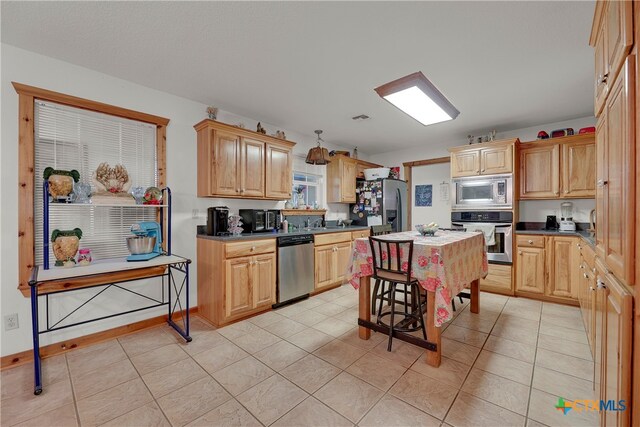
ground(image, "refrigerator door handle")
xmin=396 ymin=188 xmax=402 ymax=232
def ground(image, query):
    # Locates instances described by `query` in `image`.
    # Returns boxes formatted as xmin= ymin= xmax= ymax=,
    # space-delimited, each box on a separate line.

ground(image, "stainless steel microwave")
xmin=452 ymin=174 xmax=513 ymax=210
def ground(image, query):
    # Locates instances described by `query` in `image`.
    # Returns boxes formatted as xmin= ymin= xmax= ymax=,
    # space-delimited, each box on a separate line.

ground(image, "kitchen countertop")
xmin=196 ymin=225 xmax=370 ymax=242
xmin=515 ymin=225 xmax=595 ymax=248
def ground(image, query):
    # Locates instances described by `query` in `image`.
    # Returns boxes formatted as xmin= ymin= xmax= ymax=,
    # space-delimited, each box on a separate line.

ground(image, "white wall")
xmin=370 ymin=116 xmax=597 ymax=227
xmin=0 ymin=44 xmax=356 ymax=356
xmin=411 ymin=163 xmax=451 ymax=229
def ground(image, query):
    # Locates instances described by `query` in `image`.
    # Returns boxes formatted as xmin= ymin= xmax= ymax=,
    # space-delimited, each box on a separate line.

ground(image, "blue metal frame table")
xmin=28 ymin=254 xmax=192 ymax=395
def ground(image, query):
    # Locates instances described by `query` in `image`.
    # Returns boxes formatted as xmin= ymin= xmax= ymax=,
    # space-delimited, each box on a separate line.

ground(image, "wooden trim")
xmin=281 ymin=209 xmax=326 ymax=216
xmin=193 ymin=119 xmax=296 ymax=148
xmin=589 ymin=0 xmax=606 ymax=47
xmin=14 ymin=85 xmax=170 ymax=297
xmin=17 ymin=94 xmax=35 ymax=292
xmin=18 ymin=265 xmax=168 ymax=297
xmin=402 ymin=156 xmax=450 ymax=167
xmin=518 ymin=133 xmax=595 ymax=146
xmin=513 ymin=290 xmax=580 ymax=306
xmin=1 ymin=308 xmax=198 ymax=370
xmin=448 ymin=138 xmax=519 ymax=153
xmin=404 ymin=165 xmax=412 ymax=227
xmin=12 ymin=82 xmax=169 ymax=126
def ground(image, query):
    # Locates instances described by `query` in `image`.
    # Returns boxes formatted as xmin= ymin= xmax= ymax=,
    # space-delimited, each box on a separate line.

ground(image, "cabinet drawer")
xmin=516 ymin=235 xmax=545 ymax=248
xmin=314 ymin=232 xmax=352 ymax=246
xmin=225 ymin=239 xmax=276 ymax=258
xmin=578 ymin=240 xmax=596 ymax=268
xmin=351 ymin=230 xmax=371 ymax=240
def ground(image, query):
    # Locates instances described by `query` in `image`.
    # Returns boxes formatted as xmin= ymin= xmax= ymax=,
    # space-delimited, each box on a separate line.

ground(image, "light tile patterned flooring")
xmin=1 ymin=286 xmax=599 ymax=426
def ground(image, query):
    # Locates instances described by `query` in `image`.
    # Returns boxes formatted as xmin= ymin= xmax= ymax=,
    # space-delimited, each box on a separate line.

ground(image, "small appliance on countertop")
xmin=207 ymin=206 xmax=230 ymax=236
xmin=544 ymin=215 xmax=559 ymax=230
xmin=240 ymin=209 xmax=281 ymax=233
xmin=127 ymin=221 xmax=162 ymax=261
xmin=559 ymin=201 xmax=576 ymax=232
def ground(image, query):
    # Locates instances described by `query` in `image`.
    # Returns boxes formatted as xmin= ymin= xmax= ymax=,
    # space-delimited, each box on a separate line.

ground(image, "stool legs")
xmin=387 ymin=282 xmax=396 ymax=352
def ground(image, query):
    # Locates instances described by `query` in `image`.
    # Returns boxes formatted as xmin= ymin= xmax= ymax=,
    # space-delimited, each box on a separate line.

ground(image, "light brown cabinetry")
xmin=195 ymin=119 xmax=295 ymax=200
xmin=598 ymin=55 xmax=635 ymax=286
xmin=519 ymin=134 xmax=596 ymax=200
xmin=197 ymin=237 xmax=276 ymax=326
xmin=327 ymin=155 xmax=358 ymax=203
xmin=480 ymin=263 xmax=513 ymax=295
xmin=449 ymin=139 xmax=515 ymax=178
xmin=314 ymin=232 xmax=352 ymax=291
xmin=515 ymin=234 xmax=580 ymax=303
xmin=351 ymin=229 xmax=371 ymax=240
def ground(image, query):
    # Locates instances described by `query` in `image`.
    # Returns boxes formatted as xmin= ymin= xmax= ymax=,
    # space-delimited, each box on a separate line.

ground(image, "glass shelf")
xmin=48 ymin=203 xmax=167 ymax=208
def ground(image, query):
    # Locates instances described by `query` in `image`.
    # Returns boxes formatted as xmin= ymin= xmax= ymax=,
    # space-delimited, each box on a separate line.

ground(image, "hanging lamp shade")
xmin=306 ymin=130 xmax=331 ymax=165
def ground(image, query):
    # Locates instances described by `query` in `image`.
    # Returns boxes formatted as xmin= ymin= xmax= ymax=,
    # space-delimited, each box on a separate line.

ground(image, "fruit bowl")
xmin=416 ymin=223 xmax=438 ymax=236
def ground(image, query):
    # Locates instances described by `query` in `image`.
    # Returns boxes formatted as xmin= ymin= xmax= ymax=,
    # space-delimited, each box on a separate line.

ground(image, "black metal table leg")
xmin=29 ymin=280 xmax=42 ymax=395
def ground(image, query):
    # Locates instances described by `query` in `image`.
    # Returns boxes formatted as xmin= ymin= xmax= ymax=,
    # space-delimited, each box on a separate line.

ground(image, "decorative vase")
xmin=297 ymin=195 xmax=305 ymax=208
xmin=44 ymin=167 xmax=80 ymax=201
xmin=51 ymin=228 xmax=82 ymax=267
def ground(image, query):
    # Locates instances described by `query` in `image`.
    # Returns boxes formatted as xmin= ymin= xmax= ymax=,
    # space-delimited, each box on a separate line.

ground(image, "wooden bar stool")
xmin=370 ymin=224 xmax=393 ymax=314
xmin=368 ymin=236 xmax=427 ymax=351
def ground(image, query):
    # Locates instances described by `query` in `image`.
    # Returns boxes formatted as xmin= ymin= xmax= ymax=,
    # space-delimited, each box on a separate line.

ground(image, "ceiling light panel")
xmin=375 ymin=72 xmax=459 ymax=126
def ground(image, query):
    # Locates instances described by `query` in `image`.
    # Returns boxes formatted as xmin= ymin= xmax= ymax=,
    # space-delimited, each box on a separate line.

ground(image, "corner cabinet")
xmin=195 ymin=119 xmax=295 ymax=200
xmin=519 ymin=134 xmax=596 ymax=200
xmin=197 ymin=237 xmax=276 ymax=326
xmin=449 ymin=139 xmax=516 ymax=178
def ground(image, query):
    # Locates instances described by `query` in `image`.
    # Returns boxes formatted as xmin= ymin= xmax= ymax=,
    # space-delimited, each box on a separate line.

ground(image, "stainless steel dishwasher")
xmin=275 ymin=234 xmax=314 ymax=307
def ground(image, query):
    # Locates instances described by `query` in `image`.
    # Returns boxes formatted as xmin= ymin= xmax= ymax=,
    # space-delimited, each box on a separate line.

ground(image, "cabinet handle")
xmin=597 ymin=73 xmax=609 ymax=85
xmin=597 ymin=179 xmax=608 ymax=187
xmin=590 ymin=286 xmax=595 ymax=291
xmin=580 ymin=264 xmax=584 ymax=269
xmin=251 ymin=246 xmax=256 ymax=252
xmin=554 ymin=191 xmax=559 ymax=195
xmin=236 ymin=188 xmax=240 ymax=192
xmin=583 ymin=273 xmax=588 ymax=279
xmin=564 ymin=190 xmax=569 ymax=194
xmin=481 ymin=169 xmax=485 ymax=172
xmin=518 ymin=250 xmax=522 ymax=255
xmin=528 ymin=240 xmax=533 ymax=244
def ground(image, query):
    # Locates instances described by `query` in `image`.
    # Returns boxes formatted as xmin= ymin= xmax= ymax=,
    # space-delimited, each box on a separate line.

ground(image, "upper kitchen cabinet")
xmin=195 ymin=119 xmax=295 ymax=200
xmin=590 ymin=0 xmax=633 ymax=117
xmin=449 ymin=139 xmax=516 ymax=178
xmin=519 ymin=134 xmax=595 ymax=200
xmin=327 ymin=154 xmax=358 ymax=203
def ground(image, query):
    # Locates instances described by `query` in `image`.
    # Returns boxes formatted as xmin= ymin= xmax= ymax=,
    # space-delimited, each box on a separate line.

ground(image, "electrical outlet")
xmin=4 ymin=313 xmax=19 ymax=331
xmin=192 ymin=209 xmax=199 ymax=219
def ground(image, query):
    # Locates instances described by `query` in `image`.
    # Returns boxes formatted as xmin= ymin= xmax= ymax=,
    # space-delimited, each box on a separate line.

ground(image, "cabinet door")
xmin=334 ymin=243 xmax=352 ymax=284
xmin=516 ymin=247 xmax=545 ymax=294
xmin=600 ymin=273 xmax=632 ymax=426
xmin=213 ymin=131 xmax=241 ymax=196
xmin=265 ymin=143 xmax=293 ymax=199
xmin=594 ymin=22 xmax=608 ymax=117
xmin=480 ymin=145 xmax=512 ymax=175
xmin=605 ymin=0 xmax=632 ymax=86
xmin=253 ymin=253 xmax=276 ymax=308
xmin=519 ymin=145 xmax=560 ymax=199
xmin=562 ymin=140 xmax=596 ymax=198
xmin=451 ymin=149 xmax=480 ymax=177
xmin=595 ymin=112 xmax=607 ymax=258
xmin=341 ymin=160 xmax=357 ymax=202
xmin=225 ymin=257 xmax=253 ymax=318
xmin=603 ymin=55 xmax=634 ymax=285
xmin=314 ymin=245 xmax=335 ymax=289
xmin=547 ymin=237 xmax=579 ymax=299
xmin=241 ymin=137 xmax=265 ymax=197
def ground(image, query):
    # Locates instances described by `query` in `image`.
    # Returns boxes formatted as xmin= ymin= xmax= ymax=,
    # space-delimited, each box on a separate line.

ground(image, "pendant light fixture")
xmin=305 ymin=130 xmax=331 ymax=165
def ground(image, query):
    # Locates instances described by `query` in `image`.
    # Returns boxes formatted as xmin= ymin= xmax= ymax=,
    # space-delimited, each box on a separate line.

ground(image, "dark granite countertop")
xmin=196 ymin=225 xmax=370 ymax=242
xmin=515 ymin=222 xmax=595 ymax=247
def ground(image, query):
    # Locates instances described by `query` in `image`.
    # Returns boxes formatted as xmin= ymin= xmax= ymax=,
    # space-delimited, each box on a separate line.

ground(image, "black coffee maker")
xmin=207 ymin=206 xmax=230 ymax=235
xmin=545 ymin=215 xmax=559 ymax=230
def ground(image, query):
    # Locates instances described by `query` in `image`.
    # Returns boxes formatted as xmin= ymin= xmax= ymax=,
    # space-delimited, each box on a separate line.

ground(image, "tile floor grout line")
xmin=524 ymin=300 xmax=544 ymax=422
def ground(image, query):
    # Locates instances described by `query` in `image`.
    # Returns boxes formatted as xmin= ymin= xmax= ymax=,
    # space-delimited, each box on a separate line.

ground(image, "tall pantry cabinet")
xmin=589 ymin=1 xmax=635 ymax=425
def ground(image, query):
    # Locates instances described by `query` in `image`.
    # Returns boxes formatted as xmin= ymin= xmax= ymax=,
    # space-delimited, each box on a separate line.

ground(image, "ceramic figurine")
xmin=93 ymin=163 xmax=132 ymax=194
xmin=256 ymin=122 xmax=266 ymax=134
xmin=51 ymin=228 xmax=82 ymax=267
xmin=73 ymin=182 xmax=91 ymax=204
xmin=275 ymin=130 xmax=286 ymax=139
xmin=206 ymin=106 xmax=218 ymax=120
xmin=43 ymin=167 xmax=80 ymax=201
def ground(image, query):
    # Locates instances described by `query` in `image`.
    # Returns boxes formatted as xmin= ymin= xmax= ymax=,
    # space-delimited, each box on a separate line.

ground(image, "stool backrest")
xmin=371 ymin=224 xmax=393 ymax=236
xmin=368 ymin=236 xmax=413 ymax=283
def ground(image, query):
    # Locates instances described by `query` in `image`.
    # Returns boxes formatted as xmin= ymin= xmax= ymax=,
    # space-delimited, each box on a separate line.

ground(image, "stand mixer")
xmin=126 ymin=221 xmax=162 ymax=261
xmin=559 ymin=202 xmax=576 ymax=232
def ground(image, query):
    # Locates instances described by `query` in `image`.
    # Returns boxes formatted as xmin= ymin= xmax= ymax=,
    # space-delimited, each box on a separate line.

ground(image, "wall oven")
xmin=239 ymin=209 xmax=281 ymax=233
xmin=451 ymin=211 xmax=513 ymax=264
xmin=452 ymin=174 xmax=512 ymax=210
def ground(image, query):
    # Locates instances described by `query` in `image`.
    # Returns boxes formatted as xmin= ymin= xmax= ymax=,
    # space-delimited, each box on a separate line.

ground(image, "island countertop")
xmin=196 ymin=225 xmax=370 ymax=242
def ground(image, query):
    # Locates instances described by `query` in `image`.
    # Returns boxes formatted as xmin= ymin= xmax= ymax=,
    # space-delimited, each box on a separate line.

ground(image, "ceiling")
xmin=1 ymin=1 xmax=595 ymax=154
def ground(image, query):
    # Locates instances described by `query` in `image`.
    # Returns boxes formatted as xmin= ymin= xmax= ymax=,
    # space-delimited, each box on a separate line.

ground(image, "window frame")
xmin=291 ymin=170 xmax=324 ymax=208
xmin=13 ymin=82 xmax=169 ymax=297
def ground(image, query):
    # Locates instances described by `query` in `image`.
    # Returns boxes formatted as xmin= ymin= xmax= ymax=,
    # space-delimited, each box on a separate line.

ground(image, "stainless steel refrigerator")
xmin=349 ymin=178 xmax=408 ymax=232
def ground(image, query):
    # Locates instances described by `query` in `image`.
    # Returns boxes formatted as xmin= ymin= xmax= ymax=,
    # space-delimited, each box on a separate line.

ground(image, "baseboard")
xmin=513 ymin=291 xmax=579 ymax=306
xmin=0 ymin=307 xmax=198 ymax=370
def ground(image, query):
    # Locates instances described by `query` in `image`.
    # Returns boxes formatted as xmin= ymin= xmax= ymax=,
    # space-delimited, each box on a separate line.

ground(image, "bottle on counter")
xmin=282 ymin=219 xmax=288 ymax=233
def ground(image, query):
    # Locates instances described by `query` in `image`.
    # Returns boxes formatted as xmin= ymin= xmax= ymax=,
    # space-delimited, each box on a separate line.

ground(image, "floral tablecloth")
xmin=347 ymin=231 xmax=488 ymax=327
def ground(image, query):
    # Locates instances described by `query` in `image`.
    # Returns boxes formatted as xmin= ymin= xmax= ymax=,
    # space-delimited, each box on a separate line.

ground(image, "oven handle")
xmin=452 ymin=222 xmax=512 ymax=228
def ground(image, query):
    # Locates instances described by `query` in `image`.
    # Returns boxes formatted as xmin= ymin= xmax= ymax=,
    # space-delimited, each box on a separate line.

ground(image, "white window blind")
xmin=34 ymin=101 xmax=158 ymax=266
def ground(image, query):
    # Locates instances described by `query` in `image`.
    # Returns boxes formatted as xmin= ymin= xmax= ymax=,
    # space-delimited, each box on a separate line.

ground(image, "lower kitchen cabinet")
xmin=314 ymin=232 xmax=353 ymax=291
xmin=197 ymin=237 xmax=276 ymax=326
xmin=480 ymin=263 xmax=513 ymax=295
xmin=515 ymin=234 xmax=580 ymax=303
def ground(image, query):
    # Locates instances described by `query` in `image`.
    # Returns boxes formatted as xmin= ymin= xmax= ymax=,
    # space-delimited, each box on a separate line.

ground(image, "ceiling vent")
xmin=352 ymin=114 xmax=370 ymax=120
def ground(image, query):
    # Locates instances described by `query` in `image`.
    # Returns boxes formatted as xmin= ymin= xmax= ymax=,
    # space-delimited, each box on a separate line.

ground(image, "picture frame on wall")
xmin=415 ymin=184 xmax=433 ymax=207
